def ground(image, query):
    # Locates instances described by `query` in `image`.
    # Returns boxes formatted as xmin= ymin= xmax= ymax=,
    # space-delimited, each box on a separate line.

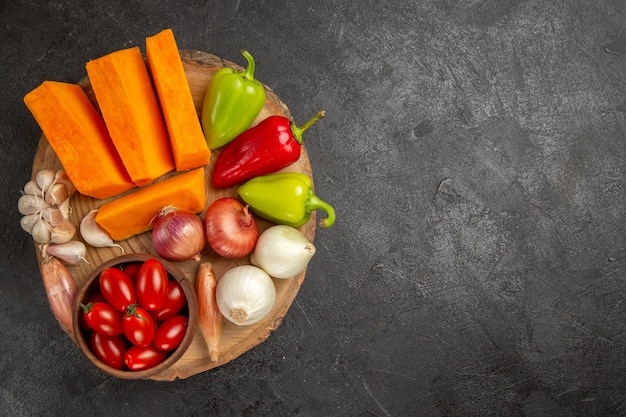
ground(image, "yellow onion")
xmin=151 ymin=206 xmax=206 ymax=262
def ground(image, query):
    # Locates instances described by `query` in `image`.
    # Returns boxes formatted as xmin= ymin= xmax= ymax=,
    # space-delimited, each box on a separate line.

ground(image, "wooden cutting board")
xmin=30 ymin=50 xmax=317 ymax=381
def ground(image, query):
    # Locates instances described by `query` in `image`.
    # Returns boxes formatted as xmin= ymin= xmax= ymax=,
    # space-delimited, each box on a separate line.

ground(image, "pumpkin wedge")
xmin=86 ymin=47 xmax=175 ymax=187
xmin=95 ymin=167 xmax=206 ymax=241
xmin=23 ymin=81 xmax=135 ymax=199
xmin=146 ymin=29 xmax=211 ymax=171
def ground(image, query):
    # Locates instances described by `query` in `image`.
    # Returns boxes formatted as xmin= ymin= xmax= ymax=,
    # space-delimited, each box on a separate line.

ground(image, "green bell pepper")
xmin=237 ymin=172 xmax=336 ymax=228
xmin=201 ymin=50 xmax=266 ymax=150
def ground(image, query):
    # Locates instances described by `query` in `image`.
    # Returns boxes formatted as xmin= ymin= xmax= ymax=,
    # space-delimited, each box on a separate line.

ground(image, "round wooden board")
xmin=30 ymin=50 xmax=317 ymax=381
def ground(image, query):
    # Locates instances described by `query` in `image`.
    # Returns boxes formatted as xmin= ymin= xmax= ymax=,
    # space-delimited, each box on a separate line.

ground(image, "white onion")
xmin=216 ymin=265 xmax=276 ymax=326
xmin=251 ymin=225 xmax=316 ymax=279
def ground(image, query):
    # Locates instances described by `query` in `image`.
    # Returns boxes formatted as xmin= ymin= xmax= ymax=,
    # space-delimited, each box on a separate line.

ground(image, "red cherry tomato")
xmin=150 ymin=280 xmax=187 ymax=322
xmin=81 ymin=302 xmax=123 ymax=336
xmin=154 ymin=315 xmax=188 ymax=351
xmin=99 ymin=268 xmax=136 ymax=312
xmin=124 ymin=345 xmax=167 ymax=371
xmin=136 ymin=258 xmax=168 ymax=310
xmin=79 ymin=292 xmax=106 ymax=331
xmin=90 ymin=332 xmax=127 ymax=369
xmin=123 ymin=262 xmax=142 ymax=282
xmin=123 ymin=305 xmax=156 ymax=347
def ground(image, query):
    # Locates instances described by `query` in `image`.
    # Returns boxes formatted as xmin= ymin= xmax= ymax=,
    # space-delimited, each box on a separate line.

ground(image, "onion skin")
xmin=204 ymin=198 xmax=259 ymax=259
xmin=196 ymin=262 xmax=222 ymax=362
xmin=40 ymin=256 xmax=78 ymax=336
xmin=152 ymin=206 xmax=206 ymax=262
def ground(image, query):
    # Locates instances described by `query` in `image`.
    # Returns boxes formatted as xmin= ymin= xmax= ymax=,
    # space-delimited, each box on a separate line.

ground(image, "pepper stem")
xmin=291 ymin=111 xmax=326 ymax=144
xmin=240 ymin=50 xmax=256 ymax=81
xmin=308 ymin=193 xmax=336 ymax=228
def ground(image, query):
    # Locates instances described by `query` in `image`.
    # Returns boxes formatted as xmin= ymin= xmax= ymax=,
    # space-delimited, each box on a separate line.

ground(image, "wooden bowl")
xmin=72 ymin=253 xmax=198 ymax=380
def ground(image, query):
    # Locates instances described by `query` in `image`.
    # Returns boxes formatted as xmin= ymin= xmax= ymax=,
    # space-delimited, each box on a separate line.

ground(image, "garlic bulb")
xmin=18 ymin=169 xmax=76 ymax=244
xmin=216 ymin=265 xmax=276 ymax=326
xmin=251 ymin=225 xmax=316 ymax=279
xmin=80 ymin=209 xmax=124 ymax=252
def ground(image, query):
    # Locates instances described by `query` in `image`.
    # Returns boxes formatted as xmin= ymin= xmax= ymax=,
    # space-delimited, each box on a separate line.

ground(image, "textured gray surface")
xmin=1 ymin=1 xmax=625 ymax=416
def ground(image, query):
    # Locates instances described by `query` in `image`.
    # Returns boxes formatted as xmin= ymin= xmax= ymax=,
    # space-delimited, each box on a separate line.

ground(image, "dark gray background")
xmin=1 ymin=1 xmax=625 ymax=416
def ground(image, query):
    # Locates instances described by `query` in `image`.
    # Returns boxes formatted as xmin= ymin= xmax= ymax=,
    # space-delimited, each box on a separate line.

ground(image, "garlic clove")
xmin=18 ymin=194 xmax=50 ymax=215
xmin=35 ymin=169 xmax=56 ymax=197
xmin=49 ymin=219 xmax=76 ymax=244
xmin=41 ymin=207 xmax=65 ymax=227
xmin=80 ymin=209 xmax=124 ymax=253
xmin=23 ymin=180 xmax=42 ymax=197
xmin=44 ymin=183 xmax=69 ymax=206
xmin=42 ymin=241 xmax=89 ymax=265
xmin=31 ymin=219 xmax=52 ymax=243
xmin=58 ymin=198 xmax=72 ymax=219
xmin=53 ymin=169 xmax=76 ymax=197
xmin=20 ymin=213 xmax=41 ymax=234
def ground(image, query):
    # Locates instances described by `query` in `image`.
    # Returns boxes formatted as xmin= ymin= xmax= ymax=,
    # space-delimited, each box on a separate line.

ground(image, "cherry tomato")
xmin=124 ymin=345 xmax=167 ymax=371
xmin=90 ymin=332 xmax=127 ymax=370
xmin=81 ymin=302 xmax=123 ymax=336
xmin=154 ymin=315 xmax=188 ymax=351
xmin=136 ymin=258 xmax=168 ymax=310
xmin=123 ymin=304 xmax=156 ymax=347
xmin=150 ymin=280 xmax=187 ymax=322
xmin=78 ymin=292 xmax=106 ymax=331
xmin=122 ymin=262 xmax=142 ymax=282
xmin=99 ymin=268 xmax=136 ymax=312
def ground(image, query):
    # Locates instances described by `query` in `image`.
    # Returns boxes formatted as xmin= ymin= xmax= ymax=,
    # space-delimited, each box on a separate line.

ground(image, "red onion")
xmin=151 ymin=206 xmax=206 ymax=262
xmin=204 ymin=198 xmax=259 ymax=259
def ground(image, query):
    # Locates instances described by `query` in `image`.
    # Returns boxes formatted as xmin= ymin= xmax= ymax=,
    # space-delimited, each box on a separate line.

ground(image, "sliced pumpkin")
xmin=86 ymin=46 xmax=175 ymax=187
xmin=95 ymin=167 xmax=206 ymax=241
xmin=146 ymin=29 xmax=211 ymax=171
xmin=23 ymin=81 xmax=135 ymax=199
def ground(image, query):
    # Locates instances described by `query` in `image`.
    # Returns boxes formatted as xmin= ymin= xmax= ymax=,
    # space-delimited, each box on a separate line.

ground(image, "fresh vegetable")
xmin=19 ymin=169 xmax=77 ymax=244
xmin=79 ymin=292 xmax=106 ymax=331
xmin=80 ymin=302 xmax=124 ymax=336
xmin=135 ymin=258 xmax=169 ymax=311
xmin=41 ymin=241 xmax=88 ymax=265
xmin=201 ymin=50 xmax=266 ymax=149
xmin=251 ymin=225 xmax=316 ymax=279
xmin=216 ymin=265 xmax=276 ymax=326
xmin=204 ymin=198 xmax=259 ymax=259
xmin=80 ymin=209 xmax=124 ymax=253
xmin=196 ymin=262 xmax=221 ymax=362
xmin=123 ymin=304 xmax=156 ymax=347
xmin=212 ymin=111 xmax=325 ymax=188
xmin=149 ymin=280 xmax=187 ymax=322
xmin=99 ymin=268 xmax=136 ymax=312
xmin=95 ymin=167 xmax=206 ymax=241
xmin=23 ymin=81 xmax=135 ymax=199
xmin=151 ymin=206 xmax=205 ymax=262
xmin=153 ymin=315 xmax=188 ymax=351
xmin=146 ymin=29 xmax=211 ymax=171
xmin=40 ymin=256 xmax=78 ymax=334
xmin=238 ymin=172 xmax=336 ymax=228
xmin=86 ymin=47 xmax=174 ymax=186
xmin=122 ymin=263 xmax=142 ymax=282
xmin=90 ymin=332 xmax=127 ymax=370
xmin=124 ymin=345 xmax=167 ymax=371
xmin=89 ymin=332 xmax=126 ymax=369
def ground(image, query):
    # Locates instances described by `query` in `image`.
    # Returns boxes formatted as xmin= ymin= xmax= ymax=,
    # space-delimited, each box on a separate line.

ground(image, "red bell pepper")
xmin=211 ymin=111 xmax=325 ymax=188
